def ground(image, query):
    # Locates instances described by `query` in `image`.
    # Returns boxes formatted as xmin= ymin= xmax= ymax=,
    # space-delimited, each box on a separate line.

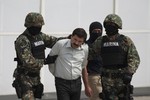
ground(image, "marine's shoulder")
xmin=119 ymin=34 xmax=130 ymax=39
xmin=16 ymin=34 xmax=29 ymax=42
xmin=119 ymin=34 xmax=133 ymax=45
xmin=15 ymin=33 xmax=30 ymax=47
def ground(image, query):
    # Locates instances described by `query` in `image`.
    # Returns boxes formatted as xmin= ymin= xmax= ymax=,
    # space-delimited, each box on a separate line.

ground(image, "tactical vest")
xmin=101 ymin=35 xmax=127 ymax=68
xmin=23 ymin=33 xmax=46 ymax=59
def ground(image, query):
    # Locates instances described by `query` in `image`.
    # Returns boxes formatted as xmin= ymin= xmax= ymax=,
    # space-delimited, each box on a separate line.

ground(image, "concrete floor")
xmin=0 ymin=95 xmax=150 ymax=100
xmin=134 ymin=96 xmax=150 ymax=100
xmin=0 ymin=87 xmax=150 ymax=100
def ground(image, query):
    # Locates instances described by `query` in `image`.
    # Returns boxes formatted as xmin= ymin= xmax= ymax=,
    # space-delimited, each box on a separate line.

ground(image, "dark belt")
xmin=55 ymin=77 xmax=81 ymax=83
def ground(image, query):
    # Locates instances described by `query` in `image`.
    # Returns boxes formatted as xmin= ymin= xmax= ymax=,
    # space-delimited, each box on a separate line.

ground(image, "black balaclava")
xmin=88 ymin=21 xmax=103 ymax=43
xmin=27 ymin=26 xmax=42 ymax=36
xmin=105 ymin=23 xmax=118 ymax=36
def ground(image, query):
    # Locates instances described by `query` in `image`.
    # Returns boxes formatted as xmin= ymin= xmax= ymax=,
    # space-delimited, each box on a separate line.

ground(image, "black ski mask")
xmin=105 ymin=24 xmax=118 ymax=36
xmin=88 ymin=22 xmax=103 ymax=43
xmin=89 ymin=30 xmax=102 ymax=43
xmin=27 ymin=26 xmax=42 ymax=36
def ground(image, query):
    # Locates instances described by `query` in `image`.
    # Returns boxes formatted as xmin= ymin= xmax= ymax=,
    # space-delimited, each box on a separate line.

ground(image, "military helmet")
xmin=103 ymin=14 xmax=122 ymax=29
xmin=24 ymin=12 xmax=45 ymax=27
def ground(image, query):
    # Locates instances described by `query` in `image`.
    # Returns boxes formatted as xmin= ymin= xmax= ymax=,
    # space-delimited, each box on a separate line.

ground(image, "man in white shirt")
xmin=47 ymin=28 xmax=92 ymax=100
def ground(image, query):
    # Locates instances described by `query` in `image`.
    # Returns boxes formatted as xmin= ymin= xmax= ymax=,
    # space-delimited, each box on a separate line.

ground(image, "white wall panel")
xmin=118 ymin=0 xmax=150 ymax=30
xmin=0 ymin=0 xmax=40 ymax=32
xmin=45 ymin=0 xmax=80 ymax=32
xmin=80 ymin=0 xmax=113 ymax=32
xmin=0 ymin=35 xmax=17 ymax=95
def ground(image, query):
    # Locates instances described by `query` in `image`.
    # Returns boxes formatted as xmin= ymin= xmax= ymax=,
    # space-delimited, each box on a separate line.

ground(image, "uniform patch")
xmin=34 ymin=41 xmax=44 ymax=46
xmin=103 ymin=42 xmax=119 ymax=47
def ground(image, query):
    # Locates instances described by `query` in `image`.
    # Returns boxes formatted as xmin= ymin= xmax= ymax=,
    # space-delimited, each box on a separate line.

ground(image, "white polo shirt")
xmin=49 ymin=39 xmax=88 ymax=80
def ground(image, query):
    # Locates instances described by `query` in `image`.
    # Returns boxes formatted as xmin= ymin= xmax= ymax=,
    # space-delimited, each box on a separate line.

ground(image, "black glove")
xmin=123 ymin=73 xmax=133 ymax=84
xmin=44 ymin=55 xmax=58 ymax=64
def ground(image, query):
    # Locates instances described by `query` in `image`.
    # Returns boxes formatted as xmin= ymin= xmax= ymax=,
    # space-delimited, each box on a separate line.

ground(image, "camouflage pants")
xmin=101 ymin=76 xmax=126 ymax=100
xmin=19 ymin=74 xmax=43 ymax=100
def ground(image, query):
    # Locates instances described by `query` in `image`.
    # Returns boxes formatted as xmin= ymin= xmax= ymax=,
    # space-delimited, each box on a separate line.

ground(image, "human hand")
xmin=123 ymin=73 xmax=133 ymax=84
xmin=85 ymin=86 xmax=93 ymax=97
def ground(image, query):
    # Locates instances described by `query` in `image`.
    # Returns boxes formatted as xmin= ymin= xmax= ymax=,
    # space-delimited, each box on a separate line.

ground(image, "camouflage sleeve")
xmin=126 ymin=36 xmax=140 ymax=74
xmin=42 ymin=33 xmax=68 ymax=48
xmin=41 ymin=33 xmax=58 ymax=48
xmin=15 ymin=35 xmax=42 ymax=70
xmin=88 ymin=36 xmax=102 ymax=60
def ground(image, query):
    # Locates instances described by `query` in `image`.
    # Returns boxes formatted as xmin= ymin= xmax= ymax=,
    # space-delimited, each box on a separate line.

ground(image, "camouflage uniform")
xmin=12 ymin=12 xmax=58 ymax=100
xmin=89 ymin=14 xmax=140 ymax=100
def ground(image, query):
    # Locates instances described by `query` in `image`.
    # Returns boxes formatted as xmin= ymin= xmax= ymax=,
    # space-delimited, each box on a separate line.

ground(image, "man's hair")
xmin=72 ymin=28 xmax=87 ymax=42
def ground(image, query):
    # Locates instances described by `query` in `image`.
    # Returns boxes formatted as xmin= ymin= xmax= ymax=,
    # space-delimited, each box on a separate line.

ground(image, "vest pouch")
xmin=102 ymin=52 xmax=127 ymax=68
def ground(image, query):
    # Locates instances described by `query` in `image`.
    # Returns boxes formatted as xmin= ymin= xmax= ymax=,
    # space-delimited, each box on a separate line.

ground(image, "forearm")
xmin=19 ymin=51 xmax=43 ymax=70
xmin=82 ymin=67 xmax=93 ymax=97
xmin=43 ymin=34 xmax=58 ymax=48
xmin=82 ymin=67 xmax=90 ymax=89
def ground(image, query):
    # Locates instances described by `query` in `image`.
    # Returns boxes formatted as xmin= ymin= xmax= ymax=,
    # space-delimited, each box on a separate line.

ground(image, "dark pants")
xmin=55 ymin=77 xmax=82 ymax=100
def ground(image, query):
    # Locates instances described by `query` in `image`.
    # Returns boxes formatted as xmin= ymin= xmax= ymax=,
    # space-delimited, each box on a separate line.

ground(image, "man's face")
xmin=71 ymin=35 xmax=84 ymax=48
xmin=92 ymin=29 xmax=102 ymax=34
xmin=91 ymin=29 xmax=102 ymax=37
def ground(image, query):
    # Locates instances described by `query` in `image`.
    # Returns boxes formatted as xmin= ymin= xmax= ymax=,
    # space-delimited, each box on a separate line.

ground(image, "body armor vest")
xmin=23 ymin=33 xmax=46 ymax=59
xmin=101 ymin=35 xmax=127 ymax=68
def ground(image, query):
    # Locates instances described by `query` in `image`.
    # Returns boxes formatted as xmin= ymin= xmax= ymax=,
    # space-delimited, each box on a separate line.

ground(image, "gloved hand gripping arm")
xmin=44 ymin=55 xmax=58 ymax=64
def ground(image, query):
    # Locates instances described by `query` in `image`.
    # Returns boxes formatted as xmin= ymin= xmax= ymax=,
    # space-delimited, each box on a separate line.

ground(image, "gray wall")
xmin=0 ymin=0 xmax=150 ymax=95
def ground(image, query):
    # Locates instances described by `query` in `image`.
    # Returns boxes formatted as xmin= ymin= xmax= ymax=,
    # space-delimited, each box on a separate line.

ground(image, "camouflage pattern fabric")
xmin=13 ymin=29 xmax=58 ymax=99
xmin=89 ymin=34 xmax=140 ymax=100
xmin=89 ymin=34 xmax=140 ymax=74
xmin=101 ymin=69 xmax=129 ymax=100
xmin=24 ymin=12 xmax=45 ymax=28
xmin=103 ymin=14 xmax=122 ymax=29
